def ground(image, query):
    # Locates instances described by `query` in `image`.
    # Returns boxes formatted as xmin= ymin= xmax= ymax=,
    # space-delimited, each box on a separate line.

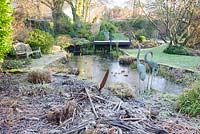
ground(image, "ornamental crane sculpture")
xmin=137 ymin=44 xmax=146 ymax=94
xmin=144 ymin=51 xmax=158 ymax=90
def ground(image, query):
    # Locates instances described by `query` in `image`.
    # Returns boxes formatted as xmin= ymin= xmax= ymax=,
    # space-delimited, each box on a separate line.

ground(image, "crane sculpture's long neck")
xmin=137 ymin=44 xmax=141 ymax=65
xmin=144 ymin=51 xmax=153 ymax=63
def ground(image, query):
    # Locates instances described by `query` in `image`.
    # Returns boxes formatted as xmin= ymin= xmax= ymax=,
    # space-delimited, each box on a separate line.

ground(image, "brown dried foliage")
xmin=28 ymin=70 xmax=52 ymax=84
xmin=119 ymin=56 xmax=135 ymax=65
xmin=47 ymin=100 xmax=77 ymax=124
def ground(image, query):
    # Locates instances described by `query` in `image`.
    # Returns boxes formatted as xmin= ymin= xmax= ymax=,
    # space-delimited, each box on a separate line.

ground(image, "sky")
xmin=110 ymin=0 xmax=129 ymax=7
xmin=100 ymin=0 xmax=130 ymax=8
xmin=101 ymin=0 xmax=147 ymax=8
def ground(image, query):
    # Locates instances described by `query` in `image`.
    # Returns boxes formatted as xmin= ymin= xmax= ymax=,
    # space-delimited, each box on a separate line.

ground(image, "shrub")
xmin=112 ymin=18 xmax=159 ymax=38
xmin=100 ymin=20 xmax=118 ymax=34
xmin=76 ymin=22 xmax=92 ymax=40
xmin=2 ymin=60 xmax=23 ymax=69
xmin=0 ymin=0 xmax=13 ymax=62
xmin=2 ymin=58 xmax=32 ymax=70
xmin=142 ymin=40 xmax=159 ymax=48
xmin=72 ymin=22 xmax=92 ymax=40
xmin=28 ymin=70 xmax=52 ymax=84
xmin=163 ymin=45 xmax=192 ymax=56
xmin=55 ymin=35 xmax=73 ymax=50
xmin=136 ymin=35 xmax=146 ymax=43
xmin=177 ymin=79 xmax=200 ymax=117
xmin=7 ymin=47 xmax=17 ymax=58
xmin=25 ymin=19 xmax=53 ymax=34
xmin=96 ymin=20 xmax=118 ymax=41
xmin=26 ymin=29 xmax=54 ymax=54
xmin=73 ymin=38 xmax=90 ymax=46
xmin=95 ymin=30 xmax=106 ymax=41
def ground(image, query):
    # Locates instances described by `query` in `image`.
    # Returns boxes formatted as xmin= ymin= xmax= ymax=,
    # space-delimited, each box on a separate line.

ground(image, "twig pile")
xmin=0 ymin=73 xmax=199 ymax=134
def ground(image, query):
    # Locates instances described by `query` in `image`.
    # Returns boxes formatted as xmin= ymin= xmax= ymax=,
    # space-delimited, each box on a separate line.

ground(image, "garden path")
xmin=25 ymin=46 xmax=66 ymax=70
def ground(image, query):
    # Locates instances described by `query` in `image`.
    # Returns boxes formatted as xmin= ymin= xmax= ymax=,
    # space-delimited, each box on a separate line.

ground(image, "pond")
xmin=65 ymin=55 xmax=184 ymax=94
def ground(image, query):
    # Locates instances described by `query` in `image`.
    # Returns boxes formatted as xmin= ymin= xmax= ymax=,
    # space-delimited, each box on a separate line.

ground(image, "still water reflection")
xmin=67 ymin=55 xmax=183 ymax=94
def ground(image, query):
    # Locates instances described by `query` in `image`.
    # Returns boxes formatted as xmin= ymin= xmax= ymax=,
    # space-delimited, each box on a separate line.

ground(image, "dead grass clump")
xmin=28 ymin=70 xmax=52 ymax=84
xmin=47 ymin=100 xmax=77 ymax=124
xmin=108 ymin=83 xmax=136 ymax=98
xmin=68 ymin=68 xmax=79 ymax=75
xmin=119 ymin=56 xmax=135 ymax=65
xmin=20 ymin=84 xmax=51 ymax=97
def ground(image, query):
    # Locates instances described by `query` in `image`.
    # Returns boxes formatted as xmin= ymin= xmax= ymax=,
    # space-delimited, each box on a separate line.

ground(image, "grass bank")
xmin=121 ymin=45 xmax=200 ymax=72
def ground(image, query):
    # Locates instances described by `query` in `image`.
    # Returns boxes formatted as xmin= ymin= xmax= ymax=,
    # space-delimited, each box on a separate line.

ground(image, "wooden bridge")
xmin=93 ymin=40 xmax=131 ymax=53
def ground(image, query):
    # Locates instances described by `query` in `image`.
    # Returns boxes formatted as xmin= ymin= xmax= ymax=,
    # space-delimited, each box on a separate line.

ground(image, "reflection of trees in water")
xmin=66 ymin=55 xmax=183 ymax=94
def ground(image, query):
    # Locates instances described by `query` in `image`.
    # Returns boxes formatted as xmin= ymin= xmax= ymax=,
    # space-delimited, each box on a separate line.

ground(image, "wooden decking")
xmin=93 ymin=40 xmax=131 ymax=53
xmin=93 ymin=40 xmax=131 ymax=47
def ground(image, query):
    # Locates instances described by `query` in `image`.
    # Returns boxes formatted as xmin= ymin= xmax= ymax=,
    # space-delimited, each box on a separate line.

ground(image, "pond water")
xmin=67 ymin=55 xmax=184 ymax=94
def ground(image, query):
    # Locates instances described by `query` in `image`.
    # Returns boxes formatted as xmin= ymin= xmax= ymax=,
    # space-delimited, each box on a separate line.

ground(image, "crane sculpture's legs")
xmin=138 ymin=75 xmax=141 ymax=95
xmin=146 ymin=68 xmax=152 ymax=92
xmin=147 ymin=73 xmax=151 ymax=91
xmin=150 ymin=75 xmax=154 ymax=90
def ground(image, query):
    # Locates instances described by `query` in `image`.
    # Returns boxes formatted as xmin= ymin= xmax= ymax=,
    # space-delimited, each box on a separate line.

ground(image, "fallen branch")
xmin=99 ymin=70 xmax=109 ymax=91
xmin=102 ymin=119 xmax=138 ymax=131
xmin=121 ymin=118 xmax=146 ymax=122
xmin=92 ymin=95 xmax=118 ymax=104
xmin=117 ymin=101 xmax=122 ymax=111
xmin=85 ymin=88 xmax=99 ymax=118
xmin=64 ymin=120 xmax=91 ymax=134
xmin=54 ymin=118 xmax=72 ymax=130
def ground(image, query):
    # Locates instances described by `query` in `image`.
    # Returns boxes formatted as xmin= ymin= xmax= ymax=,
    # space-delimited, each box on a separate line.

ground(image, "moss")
xmin=7 ymin=69 xmax=25 ymax=73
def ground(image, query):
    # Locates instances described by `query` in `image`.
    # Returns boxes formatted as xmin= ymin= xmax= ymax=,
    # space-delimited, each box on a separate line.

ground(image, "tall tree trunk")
xmin=71 ymin=6 xmax=80 ymax=26
xmin=40 ymin=0 xmax=65 ymax=35
xmin=52 ymin=8 xmax=63 ymax=35
xmin=83 ymin=0 xmax=91 ymax=21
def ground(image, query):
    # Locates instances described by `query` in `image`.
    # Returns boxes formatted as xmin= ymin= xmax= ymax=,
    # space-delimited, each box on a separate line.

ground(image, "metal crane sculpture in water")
xmin=137 ymin=44 xmax=146 ymax=94
xmin=144 ymin=51 xmax=158 ymax=91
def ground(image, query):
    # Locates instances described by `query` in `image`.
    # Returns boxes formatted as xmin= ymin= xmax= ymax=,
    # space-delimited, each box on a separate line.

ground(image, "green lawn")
xmin=122 ymin=45 xmax=200 ymax=72
xmin=113 ymin=33 xmax=128 ymax=40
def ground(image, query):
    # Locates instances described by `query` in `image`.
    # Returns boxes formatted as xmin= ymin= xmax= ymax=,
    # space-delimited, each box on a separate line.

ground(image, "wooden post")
xmin=109 ymin=39 xmax=112 ymax=53
xmin=93 ymin=43 xmax=96 ymax=54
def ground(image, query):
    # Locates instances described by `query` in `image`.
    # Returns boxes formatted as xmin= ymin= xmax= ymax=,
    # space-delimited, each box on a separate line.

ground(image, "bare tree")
xmin=39 ymin=0 xmax=65 ymax=34
xmin=65 ymin=0 xmax=92 ymax=23
xmin=141 ymin=0 xmax=200 ymax=46
xmin=126 ymin=0 xmax=141 ymax=17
